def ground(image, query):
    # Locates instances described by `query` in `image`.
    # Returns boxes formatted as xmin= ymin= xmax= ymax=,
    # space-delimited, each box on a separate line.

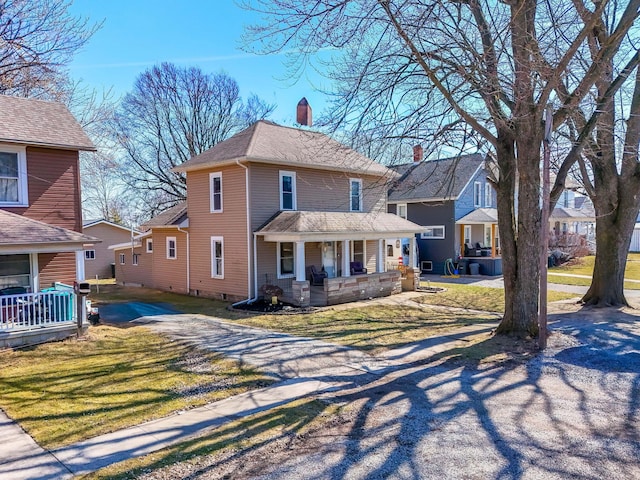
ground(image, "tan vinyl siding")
xmin=187 ymin=164 xmax=249 ymax=299
xmin=249 ymin=163 xmax=388 ymax=230
xmin=150 ymin=230 xmax=188 ymax=294
xmin=38 ymin=252 xmax=76 ymax=289
xmin=84 ymin=223 xmax=133 ymax=279
xmin=5 ymin=147 xmax=82 ymax=231
xmin=114 ymin=246 xmax=152 ymax=286
xmin=365 ymin=240 xmax=377 ymax=272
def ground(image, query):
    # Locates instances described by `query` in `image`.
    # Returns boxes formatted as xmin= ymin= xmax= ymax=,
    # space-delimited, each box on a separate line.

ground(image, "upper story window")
xmin=146 ymin=239 xmax=153 ymax=253
xmin=167 ymin=237 xmax=177 ymax=260
xmin=0 ymin=146 xmax=28 ymax=206
xmin=210 ymin=172 xmax=222 ymax=212
xmin=473 ymin=182 xmax=482 ymax=207
xmin=396 ymin=203 xmax=407 ymax=219
xmin=280 ymin=171 xmax=296 ymax=210
xmin=350 ymin=178 xmax=362 ymax=212
xmin=484 ymin=183 xmax=492 ymax=207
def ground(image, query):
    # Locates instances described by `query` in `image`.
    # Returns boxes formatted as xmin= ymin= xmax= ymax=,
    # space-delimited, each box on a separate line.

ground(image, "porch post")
xmin=295 ymin=241 xmax=306 ymax=281
xmin=75 ymin=251 xmax=85 ymax=281
xmin=342 ymin=240 xmax=350 ymax=277
xmin=459 ymin=223 xmax=465 ymax=256
xmin=377 ymin=239 xmax=385 ymax=273
xmin=409 ymin=236 xmax=416 ymax=268
xmin=491 ymin=224 xmax=496 ymax=258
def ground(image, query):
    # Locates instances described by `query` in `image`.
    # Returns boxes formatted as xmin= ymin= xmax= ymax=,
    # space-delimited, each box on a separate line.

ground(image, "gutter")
xmin=231 ymin=159 xmax=259 ymax=307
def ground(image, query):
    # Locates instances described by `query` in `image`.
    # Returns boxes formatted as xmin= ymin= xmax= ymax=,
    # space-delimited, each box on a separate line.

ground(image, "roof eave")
xmin=0 ymin=137 xmax=96 ymax=152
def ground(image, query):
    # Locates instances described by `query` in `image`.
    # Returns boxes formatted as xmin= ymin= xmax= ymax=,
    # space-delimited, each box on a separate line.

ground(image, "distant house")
xmin=110 ymin=203 xmax=187 ymax=291
xmin=0 ymin=95 xmax=98 ymax=347
xmin=83 ymin=220 xmax=138 ymax=280
xmin=388 ymin=152 xmax=501 ymax=275
xmin=114 ymin=120 xmax=424 ymax=306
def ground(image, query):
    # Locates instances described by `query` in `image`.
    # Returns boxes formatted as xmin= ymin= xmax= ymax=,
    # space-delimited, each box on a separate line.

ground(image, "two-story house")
xmin=117 ymin=120 xmax=423 ymax=306
xmin=0 ymin=95 xmax=97 ymax=347
xmin=388 ymin=151 xmax=501 ymax=275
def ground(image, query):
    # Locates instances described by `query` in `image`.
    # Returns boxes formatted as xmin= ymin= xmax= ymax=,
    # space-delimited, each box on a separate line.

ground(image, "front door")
xmin=322 ymin=242 xmax=335 ymax=277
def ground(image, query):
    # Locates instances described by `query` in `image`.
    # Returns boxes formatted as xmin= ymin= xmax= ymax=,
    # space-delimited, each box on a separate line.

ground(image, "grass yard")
xmin=550 ymin=253 xmax=640 ymax=280
xmin=0 ymin=326 xmax=270 ymax=449
xmin=418 ymin=282 xmax=578 ymax=312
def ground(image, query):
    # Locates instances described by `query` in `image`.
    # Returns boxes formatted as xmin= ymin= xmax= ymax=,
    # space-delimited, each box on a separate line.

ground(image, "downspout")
xmin=177 ymin=227 xmax=190 ymax=294
xmin=231 ymin=159 xmax=258 ymax=307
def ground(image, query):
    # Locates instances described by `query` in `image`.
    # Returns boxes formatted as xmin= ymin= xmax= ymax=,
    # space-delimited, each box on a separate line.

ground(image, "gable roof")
xmin=142 ymin=202 xmax=188 ymax=229
xmin=0 ymin=210 xmax=99 ymax=252
xmin=457 ymin=208 xmax=499 ymax=224
xmin=0 ymin=95 xmax=95 ymax=151
xmin=83 ymin=219 xmax=139 ymax=234
xmin=174 ymin=121 xmax=392 ymax=178
xmin=388 ymin=154 xmax=485 ymax=202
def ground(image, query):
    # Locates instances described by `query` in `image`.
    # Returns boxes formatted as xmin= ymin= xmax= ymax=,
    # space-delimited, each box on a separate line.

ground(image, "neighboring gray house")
xmin=388 ymin=153 xmax=499 ymax=275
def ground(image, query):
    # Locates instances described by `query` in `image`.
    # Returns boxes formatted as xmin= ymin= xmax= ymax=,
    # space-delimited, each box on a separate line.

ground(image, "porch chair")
xmin=308 ymin=265 xmax=328 ymax=286
xmin=350 ymin=261 xmax=367 ymax=275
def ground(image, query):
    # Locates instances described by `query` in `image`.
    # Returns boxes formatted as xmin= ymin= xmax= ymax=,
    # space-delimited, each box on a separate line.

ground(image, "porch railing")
xmin=0 ymin=289 xmax=77 ymax=332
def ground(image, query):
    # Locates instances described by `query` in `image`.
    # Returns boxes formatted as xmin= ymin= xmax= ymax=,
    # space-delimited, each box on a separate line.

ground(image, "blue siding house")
xmin=388 ymin=153 xmax=501 ymax=275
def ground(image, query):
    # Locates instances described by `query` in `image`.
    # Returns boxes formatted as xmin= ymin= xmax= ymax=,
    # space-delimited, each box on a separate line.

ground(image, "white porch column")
xmin=295 ymin=241 xmax=306 ymax=281
xmin=342 ymin=240 xmax=350 ymax=277
xmin=75 ymin=251 xmax=86 ymax=281
xmin=377 ymin=239 xmax=385 ymax=273
xmin=409 ymin=236 xmax=417 ymax=268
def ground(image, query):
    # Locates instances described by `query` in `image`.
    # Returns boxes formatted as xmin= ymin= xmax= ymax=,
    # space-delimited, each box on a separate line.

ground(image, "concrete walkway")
xmin=0 ymin=298 xmax=492 ymax=479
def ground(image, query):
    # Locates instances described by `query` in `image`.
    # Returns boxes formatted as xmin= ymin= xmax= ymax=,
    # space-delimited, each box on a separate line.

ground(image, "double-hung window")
xmin=350 ymin=179 xmax=362 ymax=212
xmin=211 ymin=237 xmax=224 ymax=278
xmin=146 ymin=239 xmax=153 ymax=253
xmin=119 ymin=254 xmax=125 ymax=265
xmin=484 ymin=182 xmax=492 ymax=207
xmin=474 ymin=182 xmax=482 ymax=207
xmin=210 ymin=172 xmax=222 ymax=212
xmin=278 ymin=242 xmax=295 ymax=278
xmin=396 ymin=203 xmax=407 ymax=219
xmin=166 ymin=237 xmax=177 ymax=260
xmin=280 ymin=171 xmax=296 ymax=210
xmin=0 ymin=146 xmax=28 ymax=206
xmin=132 ymin=254 xmax=139 ymax=266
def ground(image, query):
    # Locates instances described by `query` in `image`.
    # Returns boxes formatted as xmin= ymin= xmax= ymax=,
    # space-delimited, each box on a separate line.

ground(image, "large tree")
xmin=0 ymin=0 xmax=98 ymax=98
xmin=244 ymin=0 xmax=640 ymax=337
xmin=112 ymin=62 xmax=275 ymax=215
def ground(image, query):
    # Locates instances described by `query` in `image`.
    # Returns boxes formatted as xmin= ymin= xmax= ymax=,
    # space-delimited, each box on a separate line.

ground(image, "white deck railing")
xmin=0 ymin=289 xmax=77 ymax=331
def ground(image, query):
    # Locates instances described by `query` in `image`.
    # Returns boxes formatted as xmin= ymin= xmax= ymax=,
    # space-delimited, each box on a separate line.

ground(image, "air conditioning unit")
xmin=421 ymin=261 xmax=433 ymax=272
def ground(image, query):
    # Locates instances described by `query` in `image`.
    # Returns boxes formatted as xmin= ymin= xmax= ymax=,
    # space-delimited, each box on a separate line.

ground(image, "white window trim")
xmin=279 ymin=171 xmax=297 ymax=211
xmin=464 ymin=225 xmax=471 ymax=245
xmin=0 ymin=144 xmax=28 ymax=207
xmin=474 ymin=181 xmax=482 ymax=207
xmin=350 ymin=240 xmax=366 ymax=262
xmin=209 ymin=172 xmax=223 ymax=213
xmin=211 ymin=236 xmax=224 ymax=279
xmin=277 ymin=241 xmax=295 ymax=279
xmin=84 ymin=250 xmax=96 ymax=260
xmin=119 ymin=253 xmax=125 ymax=265
xmin=132 ymin=254 xmax=139 ymax=266
xmin=146 ymin=238 xmax=153 ymax=253
xmin=421 ymin=225 xmax=446 ymax=240
xmin=484 ymin=182 xmax=492 ymax=207
xmin=396 ymin=203 xmax=407 ymax=219
xmin=350 ymin=178 xmax=363 ymax=212
xmin=166 ymin=236 xmax=177 ymax=260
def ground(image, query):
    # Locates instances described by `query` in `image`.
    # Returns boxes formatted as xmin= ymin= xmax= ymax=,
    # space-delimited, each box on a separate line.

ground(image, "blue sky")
xmin=67 ymin=1 xmax=328 ymax=124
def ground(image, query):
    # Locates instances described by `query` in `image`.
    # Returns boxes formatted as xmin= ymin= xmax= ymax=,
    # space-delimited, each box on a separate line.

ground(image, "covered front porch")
xmin=457 ymin=208 xmax=502 ymax=276
xmin=254 ymin=211 xmax=424 ymax=306
xmin=0 ymin=210 xmax=98 ymax=347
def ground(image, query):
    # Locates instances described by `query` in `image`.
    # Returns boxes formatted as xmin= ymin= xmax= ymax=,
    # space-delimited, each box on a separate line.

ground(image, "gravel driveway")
xmin=135 ymin=304 xmax=640 ymax=480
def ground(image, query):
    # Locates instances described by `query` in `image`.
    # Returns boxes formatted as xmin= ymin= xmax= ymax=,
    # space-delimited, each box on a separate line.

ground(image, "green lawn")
xmin=548 ymin=253 xmax=640 ymax=290
xmin=0 ymin=326 xmax=270 ymax=449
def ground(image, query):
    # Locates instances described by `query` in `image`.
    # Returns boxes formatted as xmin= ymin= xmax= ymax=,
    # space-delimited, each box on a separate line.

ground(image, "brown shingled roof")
xmin=0 ymin=95 xmax=95 ymax=151
xmin=142 ymin=202 xmax=188 ymax=228
xmin=174 ymin=121 xmax=392 ymax=177
xmin=0 ymin=210 xmax=99 ymax=246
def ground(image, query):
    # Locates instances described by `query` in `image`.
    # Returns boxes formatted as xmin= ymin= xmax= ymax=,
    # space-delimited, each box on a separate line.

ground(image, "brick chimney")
xmin=296 ymin=97 xmax=312 ymax=126
xmin=413 ymin=144 xmax=423 ymax=163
